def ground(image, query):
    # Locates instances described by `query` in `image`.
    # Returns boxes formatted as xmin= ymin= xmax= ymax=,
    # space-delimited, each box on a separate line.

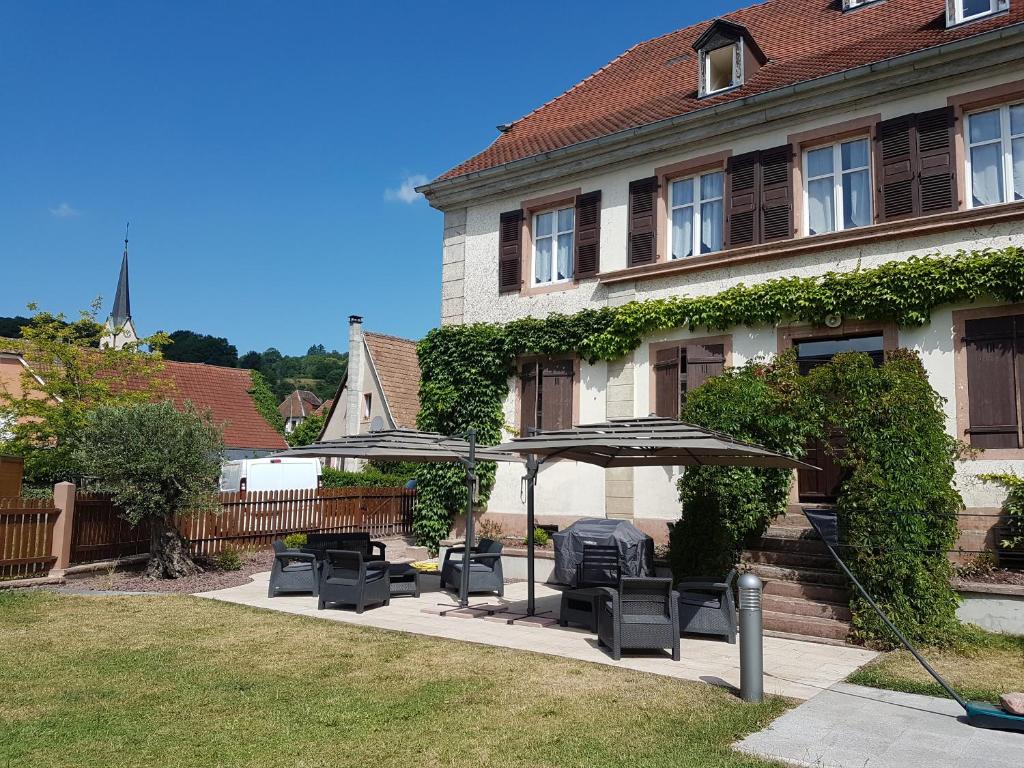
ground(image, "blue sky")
xmin=1 ymin=0 xmax=737 ymax=356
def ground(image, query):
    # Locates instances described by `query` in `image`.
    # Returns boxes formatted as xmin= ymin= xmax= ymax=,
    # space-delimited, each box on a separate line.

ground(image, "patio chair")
xmin=304 ymin=532 xmax=386 ymax=562
xmin=439 ymin=538 xmax=504 ymax=597
xmin=268 ymin=539 xmax=319 ymax=598
xmin=317 ymin=549 xmax=391 ymax=613
xmin=576 ymin=544 xmax=621 ymax=588
xmin=676 ymin=569 xmax=737 ymax=644
xmin=596 ymin=577 xmax=680 ymax=661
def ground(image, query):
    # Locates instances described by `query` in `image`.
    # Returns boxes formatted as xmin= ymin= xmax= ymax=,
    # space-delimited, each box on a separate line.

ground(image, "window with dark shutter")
xmin=654 ymin=347 xmax=682 ymax=418
xmin=652 ymin=343 xmax=726 ymax=418
xmin=875 ymin=107 xmax=957 ymax=223
xmin=628 ymin=177 xmax=659 ymax=266
xmin=725 ymin=151 xmax=759 ymax=248
xmin=964 ymin=315 xmax=1023 ymax=449
xmin=521 ymin=359 xmax=574 ymax=433
xmin=574 ymin=191 xmax=601 ymax=278
xmin=876 ymin=115 xmax=916 ymax=222
xmin=498 ymin=209 xmax=524 ymax=293
xmin=685 ymin=343 xmax=726 ymax=392
xmin=759 ymin=145 xmax=794 ymax=242
xmin=916 ymin=107 xmax=957 ymax=215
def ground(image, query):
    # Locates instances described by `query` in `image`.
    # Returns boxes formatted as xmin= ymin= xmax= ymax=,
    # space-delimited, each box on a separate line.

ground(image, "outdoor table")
xmin=558 ymin=587 xmax=604 ymax=632
xmin=388 ymin=563 xmax=421 ymax=598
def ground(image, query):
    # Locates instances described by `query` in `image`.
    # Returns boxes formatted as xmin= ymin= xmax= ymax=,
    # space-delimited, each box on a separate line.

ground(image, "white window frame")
xmin=802 ymin=137 xmax=872 ymax=236
xmin=842 ymin=0 xmax=880 ymax=9
xmin=362 ymin=393 xmax=372 ymax=420
xmin=965 ymin=101 xmax=1024 ymax=208
xmin=702 ymin=43 xmax=741 ymax=96
xmin=532 ymin=205 xmax=575 ymax=286
xmin=668 ymin=170 xmax=724 ymax=259
xmin=949 ymin=0 xmax=1006 ymax=25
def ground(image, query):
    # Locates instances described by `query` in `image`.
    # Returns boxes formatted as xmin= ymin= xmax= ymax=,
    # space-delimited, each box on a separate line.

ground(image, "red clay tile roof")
xmin=363 ymin=333 xmax=421 ymax=429
xmin=438 ymin=0 xmax=1024 ymax=181
xmin=313 ymin=398 xmax=333 ymax=417
xmin=155 ymin=361 xmax=287 ymax=451
xmin=278 ymin=389 xmax=322 ymax=420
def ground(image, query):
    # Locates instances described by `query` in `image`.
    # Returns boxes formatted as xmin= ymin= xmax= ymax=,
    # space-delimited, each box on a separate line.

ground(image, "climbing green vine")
xmin=413 ymin=246 xmax=1024 ymax=556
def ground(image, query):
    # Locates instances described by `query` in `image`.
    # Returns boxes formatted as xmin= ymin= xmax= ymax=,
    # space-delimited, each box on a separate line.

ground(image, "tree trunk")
xmin=146 ymin=516 xmax=202 ymax=579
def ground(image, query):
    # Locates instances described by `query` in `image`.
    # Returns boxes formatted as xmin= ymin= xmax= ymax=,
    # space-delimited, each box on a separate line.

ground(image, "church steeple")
xmin=100 ymin=224 xmax=139 ymax=350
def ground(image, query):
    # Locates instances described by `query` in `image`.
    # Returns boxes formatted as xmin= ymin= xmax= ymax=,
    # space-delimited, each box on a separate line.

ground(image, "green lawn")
xmin=0 ymin=591 xmax=789 ymax=768
xmin=847 ymin=628 xmax=1024 ymax=704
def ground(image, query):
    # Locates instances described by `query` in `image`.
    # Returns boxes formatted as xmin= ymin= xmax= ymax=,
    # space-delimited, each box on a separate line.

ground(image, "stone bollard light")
xmin=738 ymin=571 xmax=764 ymax=703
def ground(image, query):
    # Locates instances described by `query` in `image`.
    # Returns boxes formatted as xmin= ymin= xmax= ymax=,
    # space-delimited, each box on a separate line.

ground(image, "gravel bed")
xmin=64 ymin=549 xmax=274 ymax=595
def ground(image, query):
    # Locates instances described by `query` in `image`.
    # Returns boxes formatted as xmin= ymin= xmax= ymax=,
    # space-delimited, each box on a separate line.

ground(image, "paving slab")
xmin=198 ymin=571 xmax=876 ymax=700
xmin=735 ymin=682 xmax=1023 ymax=767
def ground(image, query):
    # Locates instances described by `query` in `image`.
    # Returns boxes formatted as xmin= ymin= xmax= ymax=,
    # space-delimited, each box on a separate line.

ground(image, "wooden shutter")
xmin=520 ymin=362 xmax=539 ymax=436
xmin=498 ymin=209 xmax=524 ymax=293
xmin=875 ymin=115 xmax=916 ymax=222
xmin=685 ymin=343 xmax=726 ymax=394
xmin=574 ymin=191 xmax=601 ymax=278
xmin=726 ymin=151 xmax=759 ymax=248
xmin=540 ymin=360 xmax=574 ymax=431
xmin=653 ymin=346 xmax=681 ymax=418
xmin=759 ymin=145 xmax=794 ymax=242
xmin=917 ymin=106 xmax=957 ymax=215
xmin=964 ymin=316 xmax=1020 ymax=449
xmin=628 ymin=177 xmax=659 ymax=266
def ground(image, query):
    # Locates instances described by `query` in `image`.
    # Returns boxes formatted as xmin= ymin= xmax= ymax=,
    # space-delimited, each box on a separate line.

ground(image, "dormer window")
xmin=842 ymin=0 xmax=880 ymax=9
xmin=692 ymin=19 xmax=766 ymax=98
xmin=946 ymin=0 xmax=1009 ymax=26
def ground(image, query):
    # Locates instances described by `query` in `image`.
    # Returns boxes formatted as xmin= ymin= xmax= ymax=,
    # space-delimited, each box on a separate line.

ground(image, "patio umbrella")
xmin=494 ymin=417 xmax=816 ymax=616
xmin=275 ymin=427 xmax=521 ymax=608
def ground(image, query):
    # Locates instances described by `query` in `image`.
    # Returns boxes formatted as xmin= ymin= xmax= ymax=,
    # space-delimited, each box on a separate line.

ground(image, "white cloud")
xmin=384 ymin=174 xmax=429 ymax=204
xmin=49 ymin=202 xmax=81 ymax=218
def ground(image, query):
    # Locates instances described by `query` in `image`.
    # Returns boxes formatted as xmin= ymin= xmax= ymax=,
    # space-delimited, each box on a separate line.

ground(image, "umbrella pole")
xmin=459 ymin=429 xmax=477 ymax=609
xmin=526 ymin=454 xmax=539 ymax=616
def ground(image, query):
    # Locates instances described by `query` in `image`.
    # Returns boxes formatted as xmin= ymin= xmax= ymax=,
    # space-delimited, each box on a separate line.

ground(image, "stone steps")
xmin=762 ymin=610 xmax=851 ymax=642
xmin=762 ymin=593 xmax=852 ymax=622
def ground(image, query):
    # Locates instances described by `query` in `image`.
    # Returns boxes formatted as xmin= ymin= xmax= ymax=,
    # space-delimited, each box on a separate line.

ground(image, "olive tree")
xmin=76 ymin=402 xmax=224 ymax=578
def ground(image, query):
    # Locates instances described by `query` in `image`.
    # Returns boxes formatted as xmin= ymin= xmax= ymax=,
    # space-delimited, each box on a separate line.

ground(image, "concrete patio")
xmin=198 ymin=571 xmax=876 ymax=700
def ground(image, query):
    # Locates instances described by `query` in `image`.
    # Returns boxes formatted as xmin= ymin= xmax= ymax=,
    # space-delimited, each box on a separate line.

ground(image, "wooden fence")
xmin=182 ymin=487 xmax=416 ymax=556
xmin=0 ymin=496 xmax=59 ymax=580
xmin=71 ymin=493 xmax=151 ymax=565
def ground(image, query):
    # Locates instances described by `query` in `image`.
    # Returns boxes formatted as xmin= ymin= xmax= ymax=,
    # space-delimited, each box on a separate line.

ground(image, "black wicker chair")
xmin=676 ymin=569 xmax=738 ymax=644
xmin=596 ymin=577 xmax=680 ymax=661
xmin=576 ymin=544 xmax=621 ymax=588
xmin=304 ymin=532 xmax=386 ymax=562
xmin=268 ymin=539 xmax=319 ymax=597
xmin=440 ymin=538 xmax=504 ymax=597
xmin=317 ymin=549 xmax=391 ymax=613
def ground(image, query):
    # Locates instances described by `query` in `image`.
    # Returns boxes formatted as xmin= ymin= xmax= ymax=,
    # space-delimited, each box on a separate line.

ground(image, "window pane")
xmin=1012 ymin=137 xmax=1024 ymax=201
xmin=535 ymin=211 xmax=553 ymax=237
xmin=700 ymin=171 xmax=723 ymax=200
xmin=700 ymin=199 xmax=723 ymax=253
xmin=671 ymin=178 xmax=693 ymax=207
xmin=841 ymin=139 xmax=869 ymax=171
xmin=971 ymin=142 xmax=1005 ymax=206
xmin=962 ymin=0 xmax=993 ymax=17
xmin=671 ymin=207 xmax=693 ymax=259
xmin=807 ymin=146 xmax=834 ymax=178
xmin=969 ymin=109 xmax=1001 ymax=144
xmin=534 ymin=237 xmax=552 ymax=283
xmin=557 ymin=207 xmax=574 ymax=233
xmin=556 ymin=233 xmax=573 ymax=280
xmin=808 ymin=177 xmax=835 ymax=235
xmin=1011 ymin=104 xmax=1024 ymax=137
xmin=842 ymin=168 xmax=871 ymax=229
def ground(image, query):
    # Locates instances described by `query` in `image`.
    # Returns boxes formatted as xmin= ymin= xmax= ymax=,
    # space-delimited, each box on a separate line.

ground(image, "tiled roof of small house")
xmin=278 ymin=389 xmax=322 ymax=420
xmin=312 ymin=398 xmax=333 ymax=417
xmin=437 ymin=0 xmax=1024 ymax=182
xmin=364 ymin=332 xmax=421 ymax=429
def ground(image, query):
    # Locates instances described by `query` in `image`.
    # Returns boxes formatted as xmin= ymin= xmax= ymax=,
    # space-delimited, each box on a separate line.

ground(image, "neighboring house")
xmin=419 ymin=0 xmax=1024 ymax=546
xmin=319 ymin=316 xmax=421 ymax=468
xmin=278 ymin=389 xmax=323 ymax=434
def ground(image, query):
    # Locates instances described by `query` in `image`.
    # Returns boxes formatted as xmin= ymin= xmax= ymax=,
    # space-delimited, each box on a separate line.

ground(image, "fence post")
xmin=50 ymin=482 xmax=76 ymax=577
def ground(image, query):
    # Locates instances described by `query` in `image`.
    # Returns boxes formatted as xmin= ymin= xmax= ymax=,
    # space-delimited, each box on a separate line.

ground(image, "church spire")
xmin=100 ymin=223 xmax=139 ymax=350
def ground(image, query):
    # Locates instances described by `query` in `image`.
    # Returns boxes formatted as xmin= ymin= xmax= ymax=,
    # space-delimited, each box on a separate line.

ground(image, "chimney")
xmin=345 ymin=316 xmax=364 ymax=453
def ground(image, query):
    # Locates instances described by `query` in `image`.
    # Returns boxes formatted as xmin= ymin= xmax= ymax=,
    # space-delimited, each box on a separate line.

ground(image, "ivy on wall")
xmin=414 ymin=246 xmax=1024 ymax=556
xmin=248 ymin=370 xmax=286 ymax=435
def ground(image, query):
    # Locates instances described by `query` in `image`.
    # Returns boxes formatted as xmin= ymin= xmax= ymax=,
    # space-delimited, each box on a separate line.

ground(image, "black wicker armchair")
xmin=676 ymin=569 xmax=737 ymax=644
xmin=268 ymin=539 xmax=319 ymax=598
xmin=304 ymin=532 xmax=386 ymax=562
xmin=596 ymin=577 xmax=680 ymax=661
xmin=440 ymin=538 xmax=504 ymax=597
xmin=317 ymin=549 xmax=391 ymax=613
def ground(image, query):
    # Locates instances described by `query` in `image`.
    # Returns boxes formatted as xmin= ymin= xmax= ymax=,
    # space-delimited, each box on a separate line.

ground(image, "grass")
xmin=0 ymin=591 xmax=789 ymax=768
xmin=847 ymin=628 xmax=1024 ymax=704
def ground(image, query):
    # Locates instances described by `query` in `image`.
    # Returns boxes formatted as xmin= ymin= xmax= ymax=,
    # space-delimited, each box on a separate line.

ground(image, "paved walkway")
xmin=736 ymin=682 xmax=1023 ymax=767
xmin=198 ymin=571 xmax=875 ymax=700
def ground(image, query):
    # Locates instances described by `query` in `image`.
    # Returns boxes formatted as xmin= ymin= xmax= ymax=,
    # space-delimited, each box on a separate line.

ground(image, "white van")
xmin=219 ymin=457 xmax=322 ymax=493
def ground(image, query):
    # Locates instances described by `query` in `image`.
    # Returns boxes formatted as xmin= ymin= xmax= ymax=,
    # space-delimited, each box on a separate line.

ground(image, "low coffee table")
xmin=388 ymin=563 xmax=421 ymax=598
xmin=559 ymin=587 xmax=604 ymax=631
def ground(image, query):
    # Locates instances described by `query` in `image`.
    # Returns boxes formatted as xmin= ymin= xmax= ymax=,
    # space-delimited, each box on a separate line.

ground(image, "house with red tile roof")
xmin=418 ymin=0 xmax=1024 ymax=639
xmin=278 ymin=389 xmax=323 ymax=434
xmin=319 ymin=317 xmax=421 ymax=467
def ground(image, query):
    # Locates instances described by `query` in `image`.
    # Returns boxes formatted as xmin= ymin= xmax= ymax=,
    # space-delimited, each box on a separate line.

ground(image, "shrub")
xmin=979 ymin=472 xmax=1024 ymax=553
xmin=476 ymin=518 xmax=505 ymax=543
xmin=215 ymin=548 xmax=242 ymax=572
xmin=283 ymin=533 xmax=307 ymax=550
xmin=321 ymin=466 xmax=412 ymax=489
xmin=526 ymin=527 xmax=550 ymax=547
